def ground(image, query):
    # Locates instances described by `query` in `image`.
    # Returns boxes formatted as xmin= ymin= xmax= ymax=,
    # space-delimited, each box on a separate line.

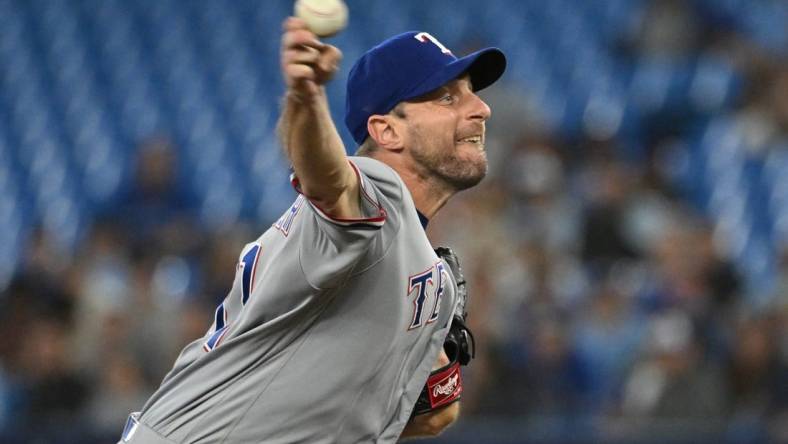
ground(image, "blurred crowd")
xmin=0 ymin=135 xmax=252 ymax=443
xmin=427 ymin=2 xmax=788 ymax=441
xmin=429 ymin=131 xmax=788 ymax=441
xmin=1 ymin=1 xmax=787 ymax=443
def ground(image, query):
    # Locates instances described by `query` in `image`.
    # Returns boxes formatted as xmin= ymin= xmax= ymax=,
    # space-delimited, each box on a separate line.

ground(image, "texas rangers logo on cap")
xmin=414 ymin=32 xmax=453 ymax=55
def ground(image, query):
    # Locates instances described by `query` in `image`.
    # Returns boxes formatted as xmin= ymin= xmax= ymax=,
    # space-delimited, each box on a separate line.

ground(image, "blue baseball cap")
xmin=344 ymin=31 xmax=507 ymax=145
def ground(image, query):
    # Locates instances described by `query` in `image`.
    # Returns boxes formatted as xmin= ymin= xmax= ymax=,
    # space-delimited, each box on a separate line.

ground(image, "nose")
xmin=466 ymin=93 xmax=491 ymax=122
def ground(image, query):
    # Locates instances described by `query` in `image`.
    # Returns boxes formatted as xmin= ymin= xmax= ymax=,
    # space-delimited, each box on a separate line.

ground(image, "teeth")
xmin=459 ymin=136 xmax=481 ymax=143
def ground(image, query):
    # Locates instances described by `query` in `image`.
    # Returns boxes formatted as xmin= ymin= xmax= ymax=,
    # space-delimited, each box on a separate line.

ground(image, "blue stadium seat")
xmin=197 ymin=163 xmax=244 ymax=228
xmin=628 ymin=57 xmax=675 ymax=114
xmin=688 ymin=53 xmax=738 ymax=113
xmin=234 ymin=111 xmax=276 ymax=164
xmin=0 ymin=190 xmax=25 ymax=288
xmin=737 ymin=233 xmax=775 ymax=299
xmin=699 ymin=116 xmax=744 ymax=167
xmin=255 ymin=165 xmax=297 ymax=225
xmin=29 ymin=151 xmax=69 ymax=204
xmin=115 ymin=85 xmax=166 ymax=141
xmin=742 ymin=1 xmax=788 ymax=56
xmin=40 ymin=192 xmax=85 ymax=252
xmin=248 ymin=136 xmax=286 ymax=187
xmin=764 ymin=145 xmax=788 ymax=218
xmin=581 ymin=87 xmax=627 ymax=139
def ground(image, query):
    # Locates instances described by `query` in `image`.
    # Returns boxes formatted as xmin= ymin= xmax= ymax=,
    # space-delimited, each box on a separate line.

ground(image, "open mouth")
xmin=457 ymin=135 xmax=484 ymax=150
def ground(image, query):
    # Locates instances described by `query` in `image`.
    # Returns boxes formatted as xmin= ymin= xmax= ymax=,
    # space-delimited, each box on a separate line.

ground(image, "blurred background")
xmin=0 ymin=0 xmax=786 ymax=442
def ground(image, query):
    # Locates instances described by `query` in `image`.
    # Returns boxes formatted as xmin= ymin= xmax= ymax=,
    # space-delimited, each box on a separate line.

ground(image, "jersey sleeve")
xmin=291 ymin=157 xmax=405 ymax=290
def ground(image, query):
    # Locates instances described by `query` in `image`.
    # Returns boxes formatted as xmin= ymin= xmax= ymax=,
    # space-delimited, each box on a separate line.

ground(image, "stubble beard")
xmin=409 ymin=134 xmax=488 ymax=192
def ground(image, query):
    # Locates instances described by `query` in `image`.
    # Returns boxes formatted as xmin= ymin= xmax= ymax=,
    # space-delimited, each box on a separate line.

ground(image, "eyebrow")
xmin=408 ymin=76 xmax=473 ymax=103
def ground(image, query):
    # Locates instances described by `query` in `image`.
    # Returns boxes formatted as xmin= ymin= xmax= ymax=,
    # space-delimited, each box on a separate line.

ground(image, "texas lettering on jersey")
xmin=407 ymin=261 xmax=447 ymax=330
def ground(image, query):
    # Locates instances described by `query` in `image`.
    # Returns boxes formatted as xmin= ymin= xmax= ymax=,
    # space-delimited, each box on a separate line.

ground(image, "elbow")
xmin=300 ymin=186 xmax=341 ymax=208
xmin=299 ymin=175 xmax=361 ymax=220
xmin=301 ymin=187 xmax=349 ymax=218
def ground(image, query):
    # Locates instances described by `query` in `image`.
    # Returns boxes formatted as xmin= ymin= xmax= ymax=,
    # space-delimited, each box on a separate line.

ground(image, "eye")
xmin=438 ymin=93 xmax=455 ymax=104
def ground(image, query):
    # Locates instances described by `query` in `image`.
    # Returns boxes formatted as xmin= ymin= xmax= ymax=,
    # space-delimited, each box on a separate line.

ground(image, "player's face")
xmin=397 ymin=76 xmax=492 ymax=191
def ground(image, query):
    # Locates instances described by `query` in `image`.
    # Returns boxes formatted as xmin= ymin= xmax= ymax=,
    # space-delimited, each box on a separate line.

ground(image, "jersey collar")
xmin=416 ymin=210 xmax=429 ymax=230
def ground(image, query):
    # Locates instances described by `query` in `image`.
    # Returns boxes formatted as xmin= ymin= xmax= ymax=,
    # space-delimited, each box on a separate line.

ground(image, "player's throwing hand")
xmin=280 ymin=17 xmax=342 ymax=99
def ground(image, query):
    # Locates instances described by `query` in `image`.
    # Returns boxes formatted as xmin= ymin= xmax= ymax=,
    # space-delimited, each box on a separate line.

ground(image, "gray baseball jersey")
xmin=123 ymin=157 xmax=458 ymax=443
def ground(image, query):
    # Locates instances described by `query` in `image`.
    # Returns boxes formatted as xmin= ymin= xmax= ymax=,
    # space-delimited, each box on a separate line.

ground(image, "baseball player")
xmin=119 ymin=17 xmax=505 ymax=443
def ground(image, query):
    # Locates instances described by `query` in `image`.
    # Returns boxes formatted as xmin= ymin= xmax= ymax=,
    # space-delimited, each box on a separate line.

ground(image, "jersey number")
xmin=203 ymin=244 xmax=262 ymax=352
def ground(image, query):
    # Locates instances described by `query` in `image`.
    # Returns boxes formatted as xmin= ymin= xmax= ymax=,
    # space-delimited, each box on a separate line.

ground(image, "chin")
xmin=413 ymin=141 xmax=488 ymax=190
xmin=443 ymin=156 xmax=487 ymax=191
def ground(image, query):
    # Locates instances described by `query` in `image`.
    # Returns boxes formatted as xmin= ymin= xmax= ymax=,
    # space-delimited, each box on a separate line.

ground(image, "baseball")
xmin=294 ymin=0 xmax=348 ymax=38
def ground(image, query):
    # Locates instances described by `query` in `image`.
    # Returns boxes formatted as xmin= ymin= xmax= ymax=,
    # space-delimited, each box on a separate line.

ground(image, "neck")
xmin=400 ymin=170 xmax=454 ymax=219
xmin=369 ymin=152 xmax=455 ymax=219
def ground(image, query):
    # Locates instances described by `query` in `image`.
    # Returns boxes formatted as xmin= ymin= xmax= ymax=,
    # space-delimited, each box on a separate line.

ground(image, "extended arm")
xmin=277 ymin=17 xmax=360 ymax=218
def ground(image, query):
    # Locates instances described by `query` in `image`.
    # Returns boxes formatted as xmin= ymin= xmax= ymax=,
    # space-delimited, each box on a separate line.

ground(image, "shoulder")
xmin=349 ymin=156 xmax=401 ymax=182
xmin=349 ymin=156 xmax=404 ymax=201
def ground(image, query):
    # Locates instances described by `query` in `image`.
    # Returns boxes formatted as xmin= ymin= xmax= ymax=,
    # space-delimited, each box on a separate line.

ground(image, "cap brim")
xmin=403 ymin=47 xmax=507 ymax=102
xmin=465 ymin=48 xmax=507 ymax=92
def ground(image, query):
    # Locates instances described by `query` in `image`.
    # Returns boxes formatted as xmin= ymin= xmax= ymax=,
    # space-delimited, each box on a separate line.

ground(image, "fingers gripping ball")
xmin=294 ymin=0 xmax=348 ymax=38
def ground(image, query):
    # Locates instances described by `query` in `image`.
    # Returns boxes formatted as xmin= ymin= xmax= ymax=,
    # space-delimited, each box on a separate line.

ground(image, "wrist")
xmin=285 ymin=86 xmax=326 ymax=105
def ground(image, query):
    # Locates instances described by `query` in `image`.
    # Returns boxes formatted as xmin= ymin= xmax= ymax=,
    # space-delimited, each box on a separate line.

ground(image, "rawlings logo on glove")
xmin=433 ymin=373 xmax=459 ymax=397
xmin=430 ymin=364 xmax=462 ymax=405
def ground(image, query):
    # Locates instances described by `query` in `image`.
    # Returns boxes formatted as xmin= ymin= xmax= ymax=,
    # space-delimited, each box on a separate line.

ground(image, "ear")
xmin=367 ymin=114 xmax=404 ymax=151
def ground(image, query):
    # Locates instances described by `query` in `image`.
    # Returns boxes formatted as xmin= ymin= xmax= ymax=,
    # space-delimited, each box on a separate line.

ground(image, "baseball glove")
xmin=411 ymin=247 xmax=475 ymax=416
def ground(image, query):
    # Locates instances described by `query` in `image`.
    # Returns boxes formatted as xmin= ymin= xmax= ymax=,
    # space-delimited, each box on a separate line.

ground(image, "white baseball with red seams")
xmin=294 ymin=0 xmax=348 ymax=37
